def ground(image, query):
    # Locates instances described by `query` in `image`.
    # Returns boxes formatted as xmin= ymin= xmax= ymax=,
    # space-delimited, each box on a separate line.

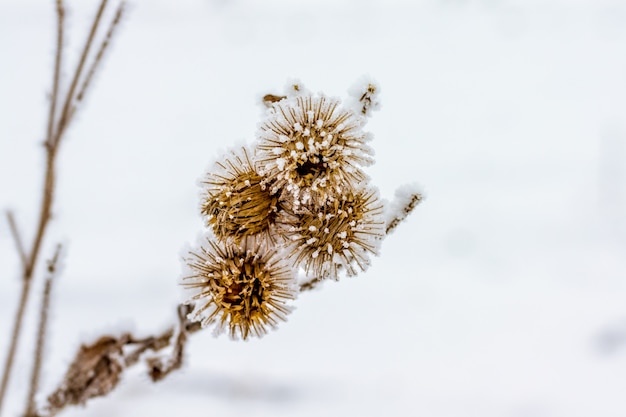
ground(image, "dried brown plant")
xmin=1 ymin=2 xmax=423 ymax=416
xmin=0 ymin=0 xmax=126 ymax=415
xmin=182 ymin=237 xmax=296 ymax=340
xmin=256 ymin=95 xmax=374 ymax=207
xmin=285 ymin=188 xmax=385 ymax=279
xmin=200 ymin=147 xmax=285 ymax=243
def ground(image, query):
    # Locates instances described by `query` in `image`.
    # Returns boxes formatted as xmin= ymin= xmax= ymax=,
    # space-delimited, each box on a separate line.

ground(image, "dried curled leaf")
xmin=46 ymin=335 xmax=128 ymax=413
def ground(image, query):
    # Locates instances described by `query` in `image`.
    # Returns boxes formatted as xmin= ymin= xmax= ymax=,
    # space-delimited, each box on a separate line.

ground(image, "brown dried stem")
xmin=76 ymin=1 xmax=125 ymax=104
xmin=0 ymin=1 xmax=125 ymax=415
xmin=51 ymin=0 xmax=108 ymax=146
xmin=46 ymin=0 xmax=65 ymax=146
xmin=0 ymin=0 xmax=63 ymax=408
xmin=41 ymin=306 xmax=202 ymax=417
xmin=25 ymin=245 xmax=62 ymax=417
xmin=299 ymin=277 xmax=323 ymax=292
xmin=262 ymin=94 xmax=287 ymax=107
xmin=385 ymin=191 xmax=423 ymax=235
xmin=6 ymin=211 xmax=27 ymax=269
xmin=146 ymin=305 xmax=192 ymax=382
xmin=0 ymin=271 xmax=34 ymax=415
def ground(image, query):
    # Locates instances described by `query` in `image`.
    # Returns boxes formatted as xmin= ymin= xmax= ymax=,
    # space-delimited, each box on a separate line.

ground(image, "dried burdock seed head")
xmin=200 ymin=147 xmax=284 ymax=243
xmin=46 ymin=335 xmax=128 ymax=413
xmin=256 ymin=95 xmax=374 ymax=208
xmin=182 ymin=235 xmax=296 ymax=340
xmin=286 ymin=187 xmax=384 ymax=280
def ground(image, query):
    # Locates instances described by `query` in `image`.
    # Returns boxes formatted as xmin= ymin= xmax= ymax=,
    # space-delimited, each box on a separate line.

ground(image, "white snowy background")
xmin=1 ymin=0 xmax=626 ymax=416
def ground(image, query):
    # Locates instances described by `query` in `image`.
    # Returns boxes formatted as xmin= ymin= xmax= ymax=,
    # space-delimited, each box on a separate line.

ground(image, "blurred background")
xmin=1 ymin=0 xmax=626 ymax=416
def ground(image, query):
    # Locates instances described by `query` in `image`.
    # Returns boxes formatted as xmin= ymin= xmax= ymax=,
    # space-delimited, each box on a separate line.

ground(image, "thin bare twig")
xmin=1 ymin=120 xmax=60 ymax=416
xmin=146 ymin=305 xmax=191 ymax=382
xmin=123 ymin=332 xmax=174 ymax=368
xmin=52 ymin=0 xmax=109 ymax=146
xmin=262 ymin=94 xmax=287 ymax=107
xmin=0 ymin=2 xmax=125 ymax=415
xmin=6 ymin=211 xmax=27 ymax=268
xmin=76 ymin=1 xmax=126 ymax=104
xmin=46 ymin=0 xmax=65 ymax=146
xmin=25 ymin=245 xmax=62 ymax=417
xmin=124 ymin=315 xmax=202 ymax=369
xmin=0 ymin=275 xmax=34 ymax=415
xmin=299 ymin=277 xmax=323 ymax=292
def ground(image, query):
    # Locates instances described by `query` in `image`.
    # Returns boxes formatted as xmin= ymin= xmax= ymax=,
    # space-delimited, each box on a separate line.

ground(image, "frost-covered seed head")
xmin=200 ymin=147 xmax=283 ymax=243
xmin=256 ymin=95 xmax=374 ymax=207
xmin=285 ymin=188 xmax=384 ymax=280
xmin=182 ymin=237 xmax=296 ymax=340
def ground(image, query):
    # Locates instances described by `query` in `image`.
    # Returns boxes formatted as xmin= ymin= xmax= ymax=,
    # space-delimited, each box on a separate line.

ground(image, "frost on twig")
xmin=385 ymin=185 xmax=423 ymax=235
xmin=347 ymin=76 xmax=381 ymax=117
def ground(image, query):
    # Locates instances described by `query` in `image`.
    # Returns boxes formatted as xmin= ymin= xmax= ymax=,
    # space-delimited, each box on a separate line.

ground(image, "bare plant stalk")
xmin=47 ymin=0 xmax=65 ymax=145
xmin=0 ymin=1 xmax=125 ymax=415
xmin=0 ymin=276 xmax=34 ymax=415
xmin=76 ymin=2 xmax=126 ymax=104
xmin=262 ymin=94 xmax=287 ymax=107
xmin=385 ymin=191 xmax=423 ymax=235
xmin=299 ymin=277 xmax=323 ymax=292
xmin=0 ymin=6 xmax=63 ymax=406
xmin=25 ymin=245 xmax=62 ymax=417
xmin=6 ymin=211 xmax=27 ymax=268
xmin=146 ymin=305 xmax=191 ymax=382
xmin=52 ymin=0 xmax=108 ymax=146
xmin=42 ymin=306 xmax=202 ymax=417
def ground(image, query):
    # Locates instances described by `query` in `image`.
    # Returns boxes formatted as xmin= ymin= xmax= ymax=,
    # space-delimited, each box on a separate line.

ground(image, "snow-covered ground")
xmin=1 ymin=0 xmax=626 ymax=416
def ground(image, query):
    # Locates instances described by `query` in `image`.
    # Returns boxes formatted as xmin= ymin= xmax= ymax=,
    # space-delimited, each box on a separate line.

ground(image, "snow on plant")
xmin=0 ymin=2 xmax=423 ymax=413
xmin=256 ymin=94 xmax=374 ymax=207
xmin=183 ymin=81 xmax=421 ymax=339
